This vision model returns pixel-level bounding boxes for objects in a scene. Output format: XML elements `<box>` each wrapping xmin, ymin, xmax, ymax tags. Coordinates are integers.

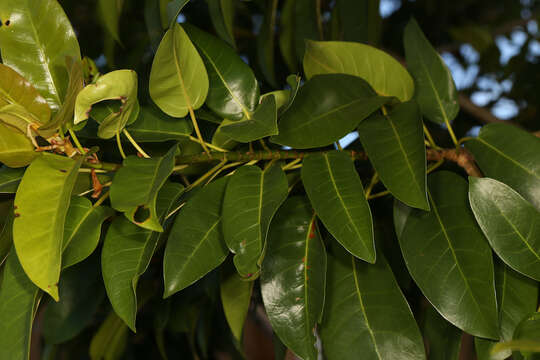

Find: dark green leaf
<box><xmin>257</xmin><ymin>0</ymin><xmax>279</xmax><ymax>87</ymax></box>
<box><xmin>301</xmin><ymin>151</ymin><xmax>374</xmax><ymax>262</ymax></box>
<box><xmin>358</xmin><ymin>101</ymin><xmax>429</xmax><ymax>210</ymax></box>
<box><xmin>294</xmin><ymin>0</ymin><xmax>321</xmax><ymax>62</ymax></box>
<box><xmin>423</xmin><ymin>305</ymin><xmax>462</xmax><ymax>360</ymax></box>
<box><xmin>163</xmin><ymin>177</ymin><xmax>229</xmax><ymax>297</ymax></box>
<box><xmin>399</xmin><ymin>171</ymin><xmax>499</xmax><ymax>339</ymax></box>
<box><xmin>110</xmin><ymin>145</ymin><xmax>177</xmax><ymax>232</ymax></box>
<box><xmin>271</xmin><ymin>74</ymin><xmax>390</xmax><ymax>149</ymax></box>
<box><xmin>510</xmin><ymin>313</ymin><xmax>540</xmax><ymax>358</ymax></box>
<box><xmin>261</xmin><ymin>197</ymin><xmax>327</xmax><ymax>360</ymax></box>
<box><xmin>183</xmin><ymin>24</ymin><xmax>259</xmax><ymax>120</ymax></box>
<box><xmin>126</xmin><ymin>106</ymin><xmax>192</xmax><ymax>142</ymax></box>
<box><xmin>89</xmin><ymin>311</ymin><xmax>129</xmax><ymax>360</ymax></box>
<box><xmin>207</xmin><ymin>0</ymin><xmax>236</xmax><ymax>48</ymax></box>
<box><xmin>469</xmin><ymin>177</ymin><xmax>540</xmax><ymax>281</ymax></box>
<box><xmin>279</xmin><ymin>0</ymin><xmax>298</xmax><ymax>73</ymax></box>
<box><xmin>336</xmin><ymin>0</ymin><xmax>381</xmax><ymax>44</ymax></box>
<box><xmin>320</xmin><ymin>250</ymin><xmax>425</xmax><ymax>360</ymax></box>
<box><xmin>0</xmin><ymin>205</ymin><xmax>13</xmax><ymax>266</ymax></box>
<box><xmin>466</xmin><ymin>123</ymin><xmax>540</xmax><ymax>210</ymax></box>
<box><xmin>393</xmin><ymin>200</ymin><xmax>412</xmax><ymax>240</ymax></box>
<box><xmin>98</xmin><ymin>0</ymin><xmax>123</xmax><ymax>43</ymax></box>
<box><xmin>404</xmin><ymin>18</ymin><xmax>459</xmax><ymax>125</ymax></box>
<box><xmin>0</xmin><ymin>167</ymin><xmax>25</xmax><ymax>193</ymax></box>
<box><xmin>167</xmin><ymin>0</ymin><xmax>191</xmax><ymax>26</ymax></box>
<box><xmin>223</xmin><ymin>164</ymin><xmax>288</xmax><ymax>279</ymax></box>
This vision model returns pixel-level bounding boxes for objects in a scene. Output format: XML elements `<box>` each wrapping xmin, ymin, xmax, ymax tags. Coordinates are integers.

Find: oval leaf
<box><xmin>0</xmin><ymin>123</ymin><xmax>38</xmax><ymax>168</ymax></box>
<box><xmin>261</xmin><ymin>197</ymin><xmax>327</xmax><ymax>360</ymax></box>
<box><xmin>399</xmin><ymin>171</ymin><xmax>499</xmax><ymax>339</ymax></box>
<box><xmin>223</xmin><ymin>164</ymin><xmax>288</xmax><ymax>279</ymax></box>
<box><xmin>301</xmin><ymin>151</ymin><xmax>375</xmax><ymax>262</ymax></box>
<box><xmin>271</xmin><ymin>74</ymin><xmax>391</xmax><ymax>149</ymax></box>
<box><xmin>303</xmin><ymin>40</ymin><xmax>414</xmax><ymax>101</ymax></box>
<box><xmin>358</xmin><ymin>101</ymin><xmax>429</xmax><ymax>210</ymax></box>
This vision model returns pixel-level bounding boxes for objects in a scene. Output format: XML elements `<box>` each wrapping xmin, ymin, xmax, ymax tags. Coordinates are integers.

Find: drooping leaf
<box><xmin>0</xmin><ymin>251</ymin><xmax>42</xmax><ymax>360</ymax></box>
<box><xmin>149</xmin><ymin>23</ymin><xmax>209</xmax><ymax>118</ymax></box>
<box><xmin>261</xmin><ymin>197</ymin><xmax>327</xmax><ymax>360</ymax></box>
<box><xmin>0</xmin><ymin>0</ymin><xmax>81</xmax><ymax>112</ymax></box>
<box><xmin>163</xmin><ymin>177</ymin><xmax>229</xmax><ymax>297</ymax></box>
<box><xmin>320</xmin><ymin>250</ymin><xmax>426</xmax><ymax>360</ymax></box>
<box><xmin>303</xmin><ymin>40</ymin><xmax>414</xmax><ymax>101</ymax></box>
<box><xmin>220</xmin><ymin>95</ymin><xmax>278</xmax><ymax>143</ymax></box>
<box><xmin>271</xmin><ymin>74</ymin><xmax>390</xmax><ymax>149</ymax></box>
<box><xmin>110</xmin><ymin>145</ymin><xmax>177</xmax><ymax>232</ymax></box>
<box><xmin>42</xmin><ymin>255</ymin><xmax>106</xmax><ymax>344</ymax></box>
<box><xmin>469</xmin><ymin>177</ymin><xmax>540</xmax><ymax>281</ymax></box>
<box><xmin>74</xmin><ymin>70</ymin><xmax>139</xmax><ymax>139</ymax></box>
<box><xmin>62</xmin><ymin>197</ymin><xmax>114</xmax><ymax>269</ymax></box>
<box><xmin>13</xmin><ymin>153</ymin><xmax>83</xmax><ymax>300</ymax></box>
<box><xmin>183</xmin><ymin>24</ymin><xmax>259</xmax><ymax>120</ymax></box>
<box><xmin>466</xmin><ymin>123</ymin><xmax>540</xmax><ymax>210</ymax></box>
<box><xmin>257</xmin><ymin>0</ymin><xmax>279</xmax><ymax>87</ymax></box>
<box><xmin>89</xmin><ymin>311</ymin><xmax>129</xmax><ymax>360</ymax></box>
<box><xmin>301</xmin><ymin>151</ymin><xmax>374</xmax><ymax>262</ymax></box>
<box><xmin>222</xmin><ymin>164</ymin><xmax>288</xmax><ymax>279</ymax></box>
<box><xmin>0</xmin><ymin>124</ymin><xmax>37</xmax><ymax>168</ymax></box>
<box><xmin>404</xmin><ymin>18</ymin><xmax>459</xmax><ymax>125</ymax></box>
<box><xmin>126</xmin><ymin>106</ymin><xmax>192</xmax><ymax>142</ymax></box>
<box><xmin>423</xmin><ymin>305</ymin><xmax>462</xmax><ymax>360</ymax></box>
<box><xmin>220</xmin><ymin>261</ymin><xmax>254</xmax><ymax>341</ymax></box>
<box><xmin>279</xmin><ymin>0</ymin><xmax>298</xmax><ymax>73</ymax></box>
<box><xmin>207</xmin><ymin>0</ymin><xmax>236</xmax><ymax>48</ymax></box>
<box><xmin>103</xmin><ymin>183</ymin><xmax>184</xmax><ymax>331</ymax></box>
<box><xmin>0</xmin><ymin>167</ymin><xmax>25</xmax><ymax>193</ymax></box>
<box><xmin>399</xmin><ymin>171</ymin><xmax>499</xmax><ymax>339</ymax></box>
<box><xmin>358</xmin><ymin>101</ymin><xmax>429</xmax><ymax>210</ymax></box>
<box><xmin>0</xmin><ymin>64</ymin><xmax>50</xmax><ymax>125</ymax></box>
<box><xmin>98</xmin><ymin>0</ymin><xmax>123</xmax><ymax>43</ymax></box>
<box><xmin>336</xmin><ymin>0</ymin><xmax>381</xmax><ymax>44</ymax></box>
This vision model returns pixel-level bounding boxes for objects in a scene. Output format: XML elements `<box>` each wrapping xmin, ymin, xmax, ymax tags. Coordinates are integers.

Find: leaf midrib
<box><xmin>475</xmin><ymin>138</ymin><xmax>539</xmax><ymax>179</ymax></box>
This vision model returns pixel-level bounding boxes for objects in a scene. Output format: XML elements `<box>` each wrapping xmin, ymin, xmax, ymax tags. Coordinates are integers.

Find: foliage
<box><xmin>0</xmin><ymin>0</ymin><xmax>539</xmax><ymax>359</ymax></box>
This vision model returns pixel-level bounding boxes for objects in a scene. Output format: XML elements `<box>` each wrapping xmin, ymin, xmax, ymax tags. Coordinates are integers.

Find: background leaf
<box><xmin>257</xmin><ymin>0</ymin><xmax>279</xmax><ymax>87</ymax></box>
<box><xmin>0</xmin><ymin>166</ymin><xmax>25</xmax><ymax>193</ymax></box>
<box><xmin>207</xmin><ymin>0</ymin><xmax>236</xmax><ymax>48</ymax></box>
<box><xmin>423</xmin><ymin>305</ymin><xmax>462</xmax><ymax>360</ymax></box>
<box><xmin>89</xmin><ymin>311</ymin><xmax>129</xmax><ymax>360</ymax></box>
<box><xmin>126</xmin><ymin>106</ymin><xmax>192</xmax><ymax>142</ymax></box>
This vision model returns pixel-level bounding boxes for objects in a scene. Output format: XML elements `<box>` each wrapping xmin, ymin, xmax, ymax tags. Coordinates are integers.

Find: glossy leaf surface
<box><xmin>466</xmin><ymin>123</ymin><xmax>540</xmax><ymax>210</ymax></box>
<box><xmin>184</xmin><ymin>24</ymin><xmax>259</xmax><ymax>120</ymax></box>
<box><xmin>220</xmin><ymin>262</ymin><xmax>254</xmax><ymax>341</ymax></box>
<box><xmin>149</xmin><ymin>23</ymin><xmax>209</xmax><ymax>118</ymax></box>
<box><xmin>301</xmin><ymin>151</ymin><xmax>374</xmax><ymax>262</ymax></box>
<box><xmin>320</xmin><ymin>251</ymin><xmax>425</xmax><ymax>360</ymax></box>
<box><xmin>271</xmin><ymin>74</ymin><xmax>390</xmax><ymax>149</ymax></box>
<box><xmin>303</xmin><ymin>41</ymin><xmax>414</xmax><ymax>101</ymax></box>
<box><xmin>0</xmin><ymin>0</ymin><xmax>81</xmax><ymax>111</ymax></box>
<box><xmin>13</xmin><ymin>153</ymin><xmax>82</xmax><ymax>300</ymax></box>
<box><xmin>358</xmin><ymin>101</ymin><xmax>429</xmax><ymax>210</ymax></box>
<box><xmin>110</xmin><ymin>145</ymin><xmax>177</xmax><ymax>232</ymax></box>
<box><xmin>399</xmin><ymin>171</ymin><xmax>498</xmax><ymax>339</ymax></box>
<box><xmin>223</xmin><ymin>164</ymin><xmax>288</xmax><ymax>279</ymax></box>
<box><xmin>163</xmin><ymin>177</ymin><xmax>229</xmax><ymax>297</ymax></box>
<box><xmin>126</xmin><ymin>106</ymin><xmax>192</xmax><ymax>142</ymax></box>
<box><xmin>103</xmin><ymin>183</ymin><xmax>184</xmax><ymax>331</ymax></box>
<box><xmin>261</xmin><ymin>197</ymin><xmax>327</xmax><ymax>360</ymax></box>
<box><xmin>404</xmin><ymin>18</ymin><xmax>459</xmax><ymax>125</ymax></box>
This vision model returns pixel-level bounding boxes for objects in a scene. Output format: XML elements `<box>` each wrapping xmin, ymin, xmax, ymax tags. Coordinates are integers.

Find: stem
<box><xmin>427</xmin><ymin>158</ymin><xmax>445</xmax><ymax>174</ymax></box>
<box><xmin>188</xmin><ymin>107</ymin><xmax>210</xmax><ymax>154</ymax></box>
<box><xmin>93</xmin><ymin>190</ymin><xmax>110</xmax><ymax>208</ymax></box>
<box><xmin>116</xmin><ymin>132</ymin><xmax>126</xmax><ymax>159</ymax></box>
<box><xmin>206</xmin><ymin>161</ymin><xmax>244</xmax><ymax>185</ymax></box>
<box><xmin>122</xmin><ymin>129</ymin><xmax>150</xmax><ymax>158</ymax></box>
<box><xmin>444</xmin><ymin>117</ymin><xmax>459</xmax><ymax>148</ymax></box>
<box><xmin>186</xmin><ymin>159</ymin><xmax>228</xmax><ymax>191</ymax></box>
<box><xmin>68</xmin><ymin>128</ymin><xmax>86</xmax><ymax>154</ymax></box>
<box><xmin>458</xmin><ymin>136</ymin><xmax>475</xmax><ymax>145</ymax></box>
<box><xmin>188</xmin><ymin>136</ymin><xmax>227</xmax><ymax>152</ymax></box>
<box><xmin>282</xmin><ymin>158</ymin><xmax>302</xmax><ymax>170</ymax></box>
<box><xmin>259</xmin><ymin>139</ymin><xmax>271</xmax><ymax>152</ymax></box>
<box><xmin>364</xmin><ymin>172</ymin><xmax>379</xmax><ymax>199</ymax></box>
<box><xmin>172</xmin><ymin>165</ymin><xmax>189</xmax><ymax>172</ymax></box>
<box><xmin>423</xmin><ymin>124</ymin><xmax>439</xmax><ymax>149</ymax></box>
<box><xmin>368</xmin><ymin>190</ymin><xmax>390</xmax><ymax>200</ymax></box>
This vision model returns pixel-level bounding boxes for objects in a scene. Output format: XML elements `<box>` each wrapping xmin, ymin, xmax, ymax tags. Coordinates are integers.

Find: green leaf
<box><xmin>336</xmin><ymin>0</ymin><xmax>381</xmax><ymax>44</ymax></box>
<box><xmin>469</xmin><ymin>177</ymin><xmax>540</xmax><ymax>281</ymax></box>
<box><xmin>223</xmin><ymin>164</ymin><xmax>288</xmax><ymax>279</ymax></box>
<box><xmin>0</xmin><ymin>205</ymin><xmax>14</xmax><ymax>266</ymax></box>
<box><xmin>423</xmin><ymin>305</ymin><xmax>462</xmax><ymax>360</ymax></box>
<box><xmin>207</xmin><ymin>0</ymin><xmax>236</xmax><ymax>48</ymax></box>
<box><xmin>466</xmin><ymin>123</ymin><xmax>540</xmax><ymax>210</ymax></box>
<box><xmin>404</xmin><ymin>19</ymin><xmax>459</xmax><ymax>125</ymax></box>
<box><xmin>110</xmin><ymin>145</ymin><xmax>177</xmax><ymax>232</ymax></box>
<box><xmin>163</xmin><ymin>177</ymin><xmax>229</xmax><ymax>297</ymax></box>
<box><xmin>212</xmin><ymin>119</ymin><xmax>239</xmax><ymax>150</ymax></box>
<box><xmin>62</xmin><ymin>197</ymin><xmax>114</xmax><ymax>269</ymax></box>
<box><xmin>42</xmin><ymin>255</ymin><xmax>106</xmax><ymax>344</ymax></box>
<box><xmin>293</xmin><ymin>0</ymin><xmax>321</xmax><ymax>62</ymax></box>
<box><xmin>0</xmin><ymin>251</ymin><xmax>42</xmax><ymax>360</ymax></box>
<box><xmin>89</xmin><ymin>311</ymin><xmax>129</xmax><ymax>360</ymax></box>
<box><xmin>220</xmin><ymin>261</ymin><xmax>254</xmax><ymax>341</ymax></box>
<box><xmin>261</xmin><ymin>197</ymin><xmax>327</xmax><ymax>360</ymax></box>
<box><xmin>103</xmin><ymin>182</ymin><xmax>184</xmax><ymax>331</ymax></box>
<box><xmin>0</xmin><ymin>167</ymin><xmax>25</xmax><ymax>193</ymax></box>
<box><xmin>303</xmin><ymin>40</ymin><xmax>414</xmax><ymax>102</ymax></box>
<box><xmin>149</xmin><ymin>23</ymin><xmax>209</xmax><ymax>118</ymax></box>
<box><xmin>0</xmin><ymin>0</ymin><xmax>81</xmax><ymax>112</ymax></box>
<box><xmin>98</xmin><ymin>0</ymin><xmax>123</xmax><ymax>43</ymax></box>
<box><xmin>166</xmin><ymin>0</ymin><xmax>191</xmax><ymax>26</ymax></box>
<box><xmin>0</xmin><ymin>63</ymin><xmax>51</xmax><ymax>125</ymax></box>
<box><xmin>320</xmin><ymin>250</ymin><xmax>425</xmax><ymax>360</ymax></box>
<box><xmin>399</xmin><ymin>171</ymin><xmax>499</xmax><ymax>339</ymax></box>
<box><xmin>510</xmin><ymin>313</ymin><xmax>540</xmax><ymax>358</ymax></box>
<box><xmin>278</xmin><ymin>0</ymin><xmax>298</xmax><ymax>73</ymax></box>
<box><xmin>358</xmin><ymin>101</ymin><xmax>429</xmax><ymax>210</ymax></box>
<box><xmin>393</xmin><ymin>200</ymin><xmax>412</xmax><ymax>240</ymax></box>
<box><xmin>126</xmin><ymin>106</ymin><xmax>192</xmax><ymax>142</ymax></box>
<box><xmin>74</xmin><ymin>70</ymin><xmax>139</xmax><ymax>139</ymax></box>
<box><xmin>183</xmin><ymin>24</ymin><xmax>259</xmax><ymax>120</ymax></box>
<box><xmin>301</xmin><ymin>151</ymin><xmax>374</xmax><ymax>262</ymax></box>
<box><xmin>0</xmin><ymin>123</ymin><xmax>37</xmax><ymax>168</ymax></box>
<box><xmin>13</xmin><ymin>153</ymin><xmax>83</xmax><ymax>300</ymax></box>
<box><xmin>257</xmin><ymin>0</ymin><xmax>279</xmax><ymax>87</ymax></box>
<box><xmin>220</xmin><ymin>95</ymin><xmax>278</xmax><ymax>143</ymax></box>
<box><xmin>271</xmin><ymin>74</ymin><xmax>390</xmax><ymax>149</ymax></box>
